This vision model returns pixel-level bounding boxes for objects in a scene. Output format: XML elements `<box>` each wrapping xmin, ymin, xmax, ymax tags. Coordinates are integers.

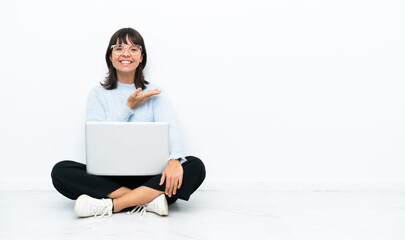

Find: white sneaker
<box><xmin>127</xmin><ymin>194</ymin><xmax>168</xmax><ymax>217</ymax></box>
<box><xmin>146</xmin><ymin>194</ymin><xmax>168</xmax><ymax>216</ymax></box>
<box><xmin>74</xmin><ymin>194</ymin><xmax>113</xmax><ymax>218</ymax></box>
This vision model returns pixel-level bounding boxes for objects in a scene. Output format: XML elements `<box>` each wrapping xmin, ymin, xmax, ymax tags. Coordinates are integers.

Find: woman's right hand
<box><xmin>127</xmin><ymin>88</ymin><xmax>161</xmax><ymax>109</ymax></box>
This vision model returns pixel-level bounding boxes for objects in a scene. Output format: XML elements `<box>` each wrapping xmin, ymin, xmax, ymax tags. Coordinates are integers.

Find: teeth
<box><xmin>121</xmin><ymin>61</ymin><xmax>131</xmax><ymax>64</ymax></box>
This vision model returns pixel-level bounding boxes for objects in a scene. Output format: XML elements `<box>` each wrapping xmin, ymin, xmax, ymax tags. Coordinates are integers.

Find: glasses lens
<box><xmin>112</xmin><ymin>45</ymin><xmax>124</xmax><ymax>55</ymax></box>
<box><xmin>112</xmin><ymin>45</ymin><xmax>141</xmax><ymax>55</ymax></box>
<box><xmin>129</xmin><ymin>45</ymin><xmax>141</xmax><ymax>55</ymax></box>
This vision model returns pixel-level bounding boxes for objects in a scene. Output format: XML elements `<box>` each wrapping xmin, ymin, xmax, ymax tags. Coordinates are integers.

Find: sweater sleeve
<box><xmin>86</xmin><ymin>87</ymin><xmax>134</xmax><ymax>122</ymax></box>
<box><xmin>152</xmin><ymin>90</ymin><xmax>186</xmax><ymax>164</ymax></box>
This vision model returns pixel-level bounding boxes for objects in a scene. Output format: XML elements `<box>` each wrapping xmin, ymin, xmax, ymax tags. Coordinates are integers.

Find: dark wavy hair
<box><xmin>101</xmin><ymin>28</ymin><xmax>149</xmax><ymax>90</ymax></box>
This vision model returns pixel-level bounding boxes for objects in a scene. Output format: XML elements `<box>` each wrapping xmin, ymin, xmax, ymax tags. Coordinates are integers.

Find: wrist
<box><xmin>168</xmin><ymin>159</ymin><xmax>180</xmax><ymax>165</ymax></box>
<box><xmin>126</xmin><ymin>102</ymin><xmax>133</xmax><ymax>110</ymax></box>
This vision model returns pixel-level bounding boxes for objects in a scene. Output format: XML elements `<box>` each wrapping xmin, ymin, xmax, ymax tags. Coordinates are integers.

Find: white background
<box><xmin>0</xmin><ymin>0</ymin><xmax>404</xmax><ymax>187</ymax></box>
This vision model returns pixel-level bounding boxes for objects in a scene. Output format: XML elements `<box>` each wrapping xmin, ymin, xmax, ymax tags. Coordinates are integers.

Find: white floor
<box><xmin>0</xmin><ymin>183</ymin><xmax>404</xmax><ymax>240</ymax></box>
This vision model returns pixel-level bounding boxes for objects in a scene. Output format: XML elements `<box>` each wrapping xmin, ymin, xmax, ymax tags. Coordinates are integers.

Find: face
<box><xmin>109</xmin><ymin>35</ymin><xmax>143</xmax><ymax>75</ymax></box>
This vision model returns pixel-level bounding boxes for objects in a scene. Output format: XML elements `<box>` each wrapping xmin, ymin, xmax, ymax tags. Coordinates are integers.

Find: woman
<box><xmin>51</xmin><ymin>27</ymin><xmax>206</xmax><ymax>218</ymax></box>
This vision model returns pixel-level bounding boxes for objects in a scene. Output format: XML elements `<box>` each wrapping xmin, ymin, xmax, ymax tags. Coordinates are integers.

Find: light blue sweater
<box><xmin>86</xmin><ymin>81</ymin><xmax>186</xmax><ymax>164</ymax></box>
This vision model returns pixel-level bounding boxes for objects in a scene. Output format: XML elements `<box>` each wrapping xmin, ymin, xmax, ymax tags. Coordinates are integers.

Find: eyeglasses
<box><xmin>111</xmin><ymin>44</ymin><xmax>142</xmax><ymax>56</ymax></box>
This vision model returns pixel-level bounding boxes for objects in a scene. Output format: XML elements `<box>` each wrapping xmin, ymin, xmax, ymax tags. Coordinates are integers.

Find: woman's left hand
<box><xmin>159</xmin><ymin>159</ymin><xmax>183</xmax><ymax>197</ymax></box>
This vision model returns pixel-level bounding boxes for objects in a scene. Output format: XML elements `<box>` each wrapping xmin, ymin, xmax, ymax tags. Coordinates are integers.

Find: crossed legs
<box><xmin>107</xmin><ymin>186</ymin><xmax>164</xmax><ymax>213</ymax></box>
<box><xmin>51</xmin><ymin>156</ymin><xmax>206</xmax><ymax>215</ymax></box>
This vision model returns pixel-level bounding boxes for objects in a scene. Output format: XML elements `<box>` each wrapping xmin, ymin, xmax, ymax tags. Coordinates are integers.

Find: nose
<box><xmin>122</xmin><ymin>47</ymin><xmax>130</xmax><ymax>56</ymax></box>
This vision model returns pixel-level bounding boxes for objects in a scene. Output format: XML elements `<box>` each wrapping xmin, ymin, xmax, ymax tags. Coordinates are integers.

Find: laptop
<box><xmin>85</xmin><ymin>122</ymin><xmax>169</xmax><ymax>176</ymax></box>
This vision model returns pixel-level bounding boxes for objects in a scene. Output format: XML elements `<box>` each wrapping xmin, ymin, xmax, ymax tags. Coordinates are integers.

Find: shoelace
<box><xmin>127</xmin><ymin>205</ymin><xmax>147</xmax><ymax>217</ymax></box>
<box><xmin>93</xmin><ymin>199</ymin><xmax>113</xmax><ymax>218</ymax></box>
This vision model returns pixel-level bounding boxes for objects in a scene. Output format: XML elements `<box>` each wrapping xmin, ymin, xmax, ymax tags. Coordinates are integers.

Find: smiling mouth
<box><xmin>120</xmin><ymin>60</ymin><xmax>132</xmax><ymax>64</ymax></box>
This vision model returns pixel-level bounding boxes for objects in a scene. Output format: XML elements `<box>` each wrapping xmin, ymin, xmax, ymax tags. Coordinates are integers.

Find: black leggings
<box><xmin>51</xmin><ymin>156</ymin><xmax>206</xmax><ymax>205</ymax></box>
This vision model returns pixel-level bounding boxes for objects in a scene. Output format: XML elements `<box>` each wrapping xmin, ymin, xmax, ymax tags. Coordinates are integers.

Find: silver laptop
<box><xmin>85</xmin><ymin>122</ymin><xmax>169</xmax><ymax>176</ymax></box>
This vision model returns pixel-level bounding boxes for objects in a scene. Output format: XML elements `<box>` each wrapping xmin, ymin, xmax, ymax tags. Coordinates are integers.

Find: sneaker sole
<box><xmin>74</xmin><ymin>194</ymin><xmax>89</xmax><ymax>217</ymax></box>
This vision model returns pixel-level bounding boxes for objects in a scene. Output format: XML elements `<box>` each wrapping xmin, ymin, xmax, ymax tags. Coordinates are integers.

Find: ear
<box><xmin>140</xmin><ymin>54</ymin><xmax>143</xmax><ymax>63</ymax></box>
<box><xmin>109</xmin><ymin>55</ymin><xmax>112</xmax><ymax>62</ymax></box>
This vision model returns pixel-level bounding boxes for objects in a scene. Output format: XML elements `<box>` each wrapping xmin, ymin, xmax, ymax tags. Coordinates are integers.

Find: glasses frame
<box><xmin>111</xmin><ymin>44</ymin><xmax>143</xmax><ymax>56</ymax></box>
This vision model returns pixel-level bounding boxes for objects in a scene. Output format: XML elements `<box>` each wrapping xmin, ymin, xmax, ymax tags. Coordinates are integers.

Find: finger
<box><xmin>178</xmin><ymin>175</ymin><xmax>183</xmax><ymax>189</ymax></box>
<box><xmin>135</xmin><ymin>88</ymin><xmax>142</xmax><ymax>95</ymax></box>
<box><xmin>130</xmin><ymin>88</ymin><xmax>142</xmax><ymax>99</ymax></box>
<box><xmin>159</xmin><ymin>174</ymin><xmax>166</xmax><ymax>186</ymax></box>
<box><xmin>137</xmin><ymin>91</ymin><xmax>157</xmax><ymax>101</ymax></box>
<box><xmin>168</xmin><ymin>178</ymin><xmax>175</xmax><ymax>197</ymax></box>
<box><xmin>145</xmin><ymin>89</ymin><xmax>161</xmax><ymax>97</ymax></box>
<box><xmin>165</xmin><ymin>177</ymin><xmax>171</xmax><ymax>196</ymax></box>
<box><xmin>172</xmin><ymin>178</ymin><xmax>179</xmax><ymax>195</ymax></box>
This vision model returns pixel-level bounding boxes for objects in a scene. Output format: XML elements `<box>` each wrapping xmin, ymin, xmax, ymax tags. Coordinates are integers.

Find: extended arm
<box><xmin>86</xmin><ymin>87</ymin><xmax>160</xmax><ymax>122</ymax></box>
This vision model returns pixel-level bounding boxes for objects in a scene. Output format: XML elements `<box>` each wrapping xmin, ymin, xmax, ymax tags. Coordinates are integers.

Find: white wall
<box><xmin>0</xmin><ymin>0</ymin><xmax>404</xmax><ymax>186</ymax></box>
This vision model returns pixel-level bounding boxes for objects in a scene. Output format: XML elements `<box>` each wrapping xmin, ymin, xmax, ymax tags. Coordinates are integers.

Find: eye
<box><xmin>115</xmin><ymin>47</ymin><xmax>123</xmax><ymax>51</ymax></box>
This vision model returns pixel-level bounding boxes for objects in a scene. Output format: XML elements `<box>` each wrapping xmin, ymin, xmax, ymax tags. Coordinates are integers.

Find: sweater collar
<box><xmin>117</xmin><ymin>81</ymin><xmax>136</xmax><ymax>90</ymax></box>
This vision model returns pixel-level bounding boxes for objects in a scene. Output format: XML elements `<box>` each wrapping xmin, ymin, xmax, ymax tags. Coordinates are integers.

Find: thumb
<box><xmin>134</xmin><ymin>88</ymin><xmax>142</xmax><ymax>95</ymax></box>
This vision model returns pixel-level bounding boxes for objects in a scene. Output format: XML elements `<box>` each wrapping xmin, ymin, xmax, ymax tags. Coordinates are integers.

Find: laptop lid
<box><xmin>85</xmin><ymin>122</ymin><xmax>169</xmax><ymax>176</ymax></box>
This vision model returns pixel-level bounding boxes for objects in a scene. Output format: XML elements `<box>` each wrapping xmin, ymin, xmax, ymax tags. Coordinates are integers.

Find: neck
<box><xmin>117</xmin><ymin>71</ymin><xmax>135</xmax><ymax>84</ymax></box>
